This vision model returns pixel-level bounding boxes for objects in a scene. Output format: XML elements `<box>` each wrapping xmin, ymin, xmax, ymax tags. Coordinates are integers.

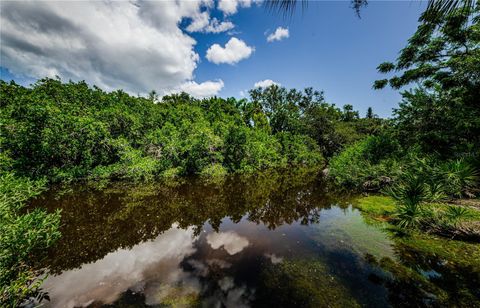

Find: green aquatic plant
<box><xmin>367</xmin><ymin>232</ymin><xmax>480</xmax><ymax>306</ymax></box>
<box><xmin>354</xmin><ymin>194</ymin><xmax>480</xmax><ymax>240</ymax></box>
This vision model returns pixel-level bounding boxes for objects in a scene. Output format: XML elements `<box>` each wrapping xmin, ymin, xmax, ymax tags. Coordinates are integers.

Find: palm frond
<box><xmin>265</xmin><ymin>0</ymin><xmax>476</xmax><ymax>20</ymax></box>
<box><xmin>264</xmin><ymin>0</ymin><xmax>368</xmax><ymax>18</ymax></box>
<box><xmin>423</xmin><ymin>0</ymin><xmax>476</xmax><ymax>22</ymax></box>
<box><xmin>264</xmin><ymin>0</ymin><xmax>305</xmax><ymax>17</ymax></box>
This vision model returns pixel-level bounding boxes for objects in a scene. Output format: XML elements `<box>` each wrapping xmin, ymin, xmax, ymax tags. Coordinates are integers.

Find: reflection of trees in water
<box><xmin>34</xmin><ymin>169</ymin><xmax>347</xmax><ymax>273</ymax></box>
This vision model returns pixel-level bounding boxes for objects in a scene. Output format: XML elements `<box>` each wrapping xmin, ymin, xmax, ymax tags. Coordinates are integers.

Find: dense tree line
<box><xmin>0</xmin><ymin>79</ymin><xmax>383</xmax><ymax>183</ymax></box>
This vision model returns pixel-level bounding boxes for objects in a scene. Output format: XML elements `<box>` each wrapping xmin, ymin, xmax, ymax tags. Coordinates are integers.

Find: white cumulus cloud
<box><xmin>254</xmin><ymin>79</ymin><xmax>280</xmax><ymax>88</ymax></box>
<box><xmin>174</xmin><ymin>79</ymin><xmax>224</xmax><ymax>98</ymax></box>
<box><xmin>0</xmin><ymin>0</ymin><xmax>231</xmax><ymax>94</ymax></box>
<box><xmin>218</xmin><ymin>0</ymin><xmax>253</xmax><ymax>15</ymax></box>
<box><xmin>204</xmin><ymin>18</ymin><xmax>235</xmax><ymax>33</ymax></box>
<box><xmin>185</xmin><ymin>12</ymin><xmax>235</xmax><ymax>33</ymax></box>
<box><xmin>206</xmin><ymin>37</ymin><xmax>254</xmax><ymax>65</ymax></box>
<box><xmin>267</xmin><ymin>27</ymin><xmax>289</xmax><ymax>42</ymax></box>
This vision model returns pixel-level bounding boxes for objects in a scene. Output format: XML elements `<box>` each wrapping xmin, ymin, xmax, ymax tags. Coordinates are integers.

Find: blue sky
<box><xmin>190</xmin><ymin>1</ymin><xmax>427</xmax><ymax>117</ymax></box>
<box><xmin>0</xmin><ymin>1</ymin><xmax>428</xmax><ymax>117</ymax></box>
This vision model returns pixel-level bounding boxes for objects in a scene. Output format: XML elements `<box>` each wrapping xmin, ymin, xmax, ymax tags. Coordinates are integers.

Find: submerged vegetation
<box><xmin>256</xmin><ymin>259</ymin><xmax>361</xmax><ymax>307</ymax></box>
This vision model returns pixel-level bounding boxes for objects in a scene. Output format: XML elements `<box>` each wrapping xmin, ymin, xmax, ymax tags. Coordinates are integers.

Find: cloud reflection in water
<box><xmin>43</xmin><ymin>224</ymin><xmax>198</xmax><ymax>307</ymax></box>
<box><xmin>43</xmin><ymin>225</ymin><xmax>257</xmax><ymax>308</ymax></box>
<box><xmin>206</xmin><ymin>231</ymin><xmax>250</xmax><ymax>255</ymax></box>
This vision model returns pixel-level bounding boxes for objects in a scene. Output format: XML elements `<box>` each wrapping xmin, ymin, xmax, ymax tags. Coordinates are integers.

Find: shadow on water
<box><xmin>30</xmin><ymin>169</ymin><xmax>480</xmax><ymax>307</ymax></box>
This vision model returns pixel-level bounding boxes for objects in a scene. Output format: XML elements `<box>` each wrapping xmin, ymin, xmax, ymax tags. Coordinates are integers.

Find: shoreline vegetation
<box><xmin>1</xmin><ymin>3</ymin><xmax>479</xmax><ymax>307</ymax></box>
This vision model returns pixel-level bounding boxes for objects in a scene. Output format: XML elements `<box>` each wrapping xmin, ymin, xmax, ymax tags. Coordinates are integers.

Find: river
<box><xmin>31</xmin><ymin>169</ymin><xmax>480</xmax><ymax>307</ymax></box>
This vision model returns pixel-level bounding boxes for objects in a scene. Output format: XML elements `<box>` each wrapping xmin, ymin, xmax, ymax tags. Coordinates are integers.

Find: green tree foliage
<box><xmin>265</xmin><ymin>0</ymin><xmax>368</xmax><ymax>18</ymax></box>
<box><xmin>393</xmin><ymin>87</ymin><xmax>480</xmax><ymax>158</ymax></box>
<box><xmin>377</xmin><ymin>4</ymin><xmax>480</xmax><ymax>85</ymax></box>
<box><xmin>266</xmin><ymin>0</ymin><xmax>475</xmax><ymax>22</ymax></box>
<box><xmin>373</xmin><ymin>4</ymin><xmax>480</xmax><ymax>158</ymax></box>
<box><xmin>1</xmin><ymin>79</ymin><xmax>386</xmax><ymax>182</ymax></box>
<box><xmin>374</xmin><ymin>3</ymin><xmax>480</xmax><ymax>124</ymax></box>
<box><xmin>373</xmin><ymin>4</ymin><xmax>480</xmax><ymax>157</ymax></box>
<box><xmin>375</xmin><ymin>2</ymin><xmax>479</xmax><ymax>91</ymax></box>
<box><xmin>249</xmin><ymin>85</ymin><xmax>383</xmax><ymax>158</ymax></box>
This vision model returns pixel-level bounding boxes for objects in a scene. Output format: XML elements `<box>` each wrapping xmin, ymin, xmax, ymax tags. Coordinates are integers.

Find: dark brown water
<box><xmin>32</xmin><ymin>170</ymin><xmax>480</xmax><ymax>307</ymax></box>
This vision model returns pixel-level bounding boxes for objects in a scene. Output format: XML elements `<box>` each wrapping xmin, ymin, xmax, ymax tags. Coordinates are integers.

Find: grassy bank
<box><xmin>354</xmin><ymin>195</ymin><xmax>480</xmax><ymax>241</ymax></box>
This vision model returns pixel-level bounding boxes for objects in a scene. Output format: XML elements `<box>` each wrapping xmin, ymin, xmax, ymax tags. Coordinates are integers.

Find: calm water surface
<box><xmin>32</xmin><ymin>170</ymin><xmax>480</xmax><ymax>307</ymax></box>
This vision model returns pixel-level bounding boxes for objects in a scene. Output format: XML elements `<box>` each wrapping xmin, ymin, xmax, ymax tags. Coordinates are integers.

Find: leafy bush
<box><xmin>385</xmin><ymin>171</ymin><xmax>445</xmax><ymax>229</ymax></box>
<box><xmin>330</xmin><ymin>135</ymin><xmax>480</xmax><ymax>199</ymax></box>
<box><xmin>443</xmin><ymin>206</ymin><xmax>472</xmax><ymax>226</ymax></box>
<box><xmin>160</xmin><ymin>167</ymin><xmax>183</xmax><ymax>180</ymax></box>
<box><xmin>0</xmin><ymin>173</ymin><xmax>61</xmax><ymax>306</ymax></box>
<box><xmin>360</xmin><ymin>133</ymin><xmax>400</xmax><ymax>164</ymax></box>
<box><xmin>329</xmin><ymin>137</ymin><xmax>400</xmax><ymax>190</ymax></box>
<box><xmin>199</xmin><ymin>163</ymin><xmax>228</xmax><ymax>179</ymax></box>
<box><xmin>398</xmin><ymin>156</ymin><xmax>479</xmax><ymax>200</ymax></box>
<box><xmin>239</xmin><ymin>129</ymin><xmax>284</xmax><ymax>173</ymax></box>
<box><xmin>385</xmin><ymin>171</ymin><xmax>447</xmax><ymax>206</ymax></box>
<box><xmin>275</xmin><ymin>132</ymin><xmax>324</xmax><ymax>167</ymax></box>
